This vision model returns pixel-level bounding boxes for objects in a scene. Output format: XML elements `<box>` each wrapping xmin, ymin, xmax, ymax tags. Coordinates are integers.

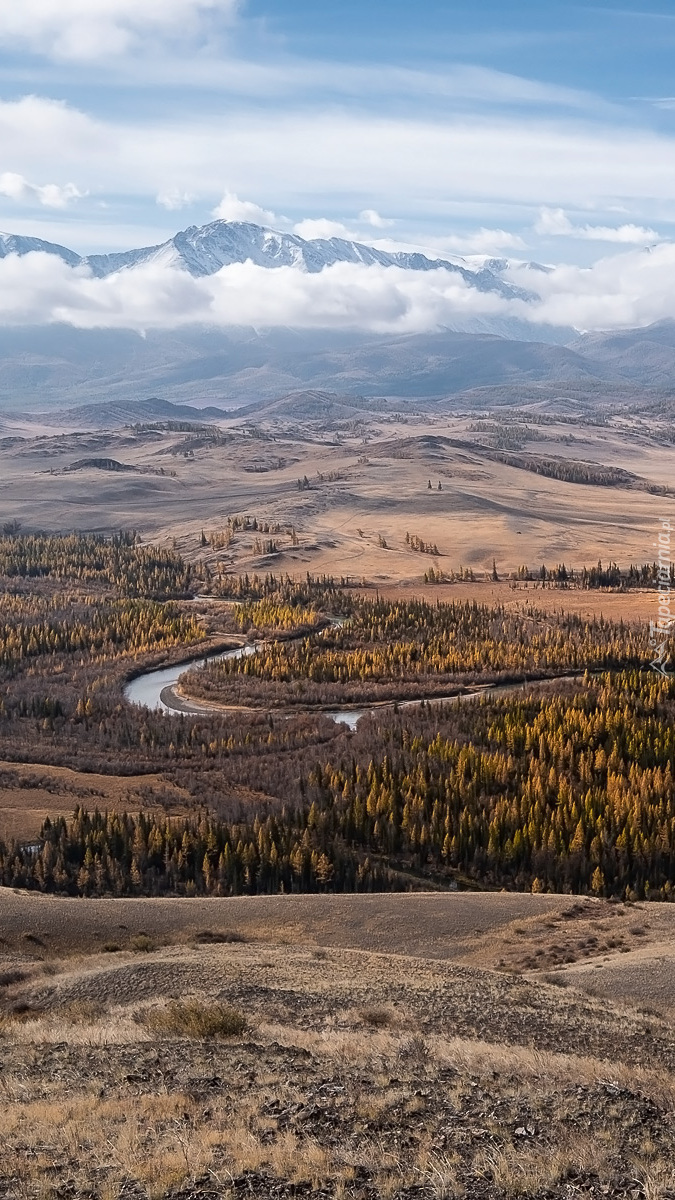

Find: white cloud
<box><xmin>292</xmin><ymin>218</ymin><xmax>352</xmax><ymax>240</ymax></box>
<box><xmin>4</xmin><ymin>241</ymin><xmax>675</xmax><ymax>337</ymax></box>
<box><xmin>0</xmin><ymin>171</ymin><xmax>85</xmax><ymax>209</ymax></box>
<box><xmin>5</xmin><ymin>96</ymin><xmax>675</xmax><ymax>240</ymax></box>
<box><xmin>535</xmin><ymin>206</ymin><xmax>658</xmax><ymax>244</ymax></box>
<box><xmin>0</xmin><ymin>254</ymin><xmax>502</xmax><ymax>332</ymax></box>
<box><xmin>212</xmin><ymin>192</ymin><xmax>280</xmax><ymax>226</ymax></box>
<box><xmin>0</xmin><ymin>0</ymin><xmax>239</xmax><ymax>60</ymax></box>
<box><xmin>432</xmin><ymin>228</ymin><xmax>527</xmax><ymax>255</ymax></box>
<box><xmin>156</xmin><ymin>188</ymin><xmax>196</xmax><ymax>211</ymax></box>
<box><xmin>504</xmin><ymin>243</ymin><xmax>675</xmax><ymax>331</ymax></box>
<box><xmin>359</xmin><ymin>209</ymin><xmax>394</xmax><ymax>229</ymax></box>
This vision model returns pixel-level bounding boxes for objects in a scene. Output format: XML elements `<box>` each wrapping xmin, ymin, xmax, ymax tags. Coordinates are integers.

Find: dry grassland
<box><xmin>2</xmin><ymin>890</ymin><xmax>675</xmax><ymax>1198</ymax></box>
<box><xmin>1</xmin><ymin>401</ymin><xmax>673</xmax><ymax>1198</ymax></box>
<box><xmin>0</xmin><ymin>411</ymin><xmax>670</xmax><ymax>587</ymax></box>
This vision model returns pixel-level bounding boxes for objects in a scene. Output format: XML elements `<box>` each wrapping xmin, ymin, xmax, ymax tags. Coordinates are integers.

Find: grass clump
<box><xmin>193</xmin><ymin>929</ymin><xmax>247</xmax><ymax>945</ymax></box>
<box><xmin>0</xmin><ymin>969</ymin><xmax>27</xmax><ymax>987</ymax></box>
<box><xmin>58</xmin><ymin>999</ymin><xmax>106</xmax><ymax>1024</ymax></box>
<box><xmin>359</xmin><ymin>1007</ymin><xmax>395</xmax><ymax>1028</ymax></box>
<box><xmin>143</xmin><ymin>999</ymin><xmax>248</xmax><ymax>1040</ymax></box>
<box><xmin>130</xmin><ymin>934</ymin><xmax>156</xmax><ymax>953</ymax></box>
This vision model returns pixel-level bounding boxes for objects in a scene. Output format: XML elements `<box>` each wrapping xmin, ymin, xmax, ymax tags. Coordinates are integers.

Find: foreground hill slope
<box><xmin>2</xmin><ymin>889</ymin><xmax>675</xmax><ymax>1199</ymax></box>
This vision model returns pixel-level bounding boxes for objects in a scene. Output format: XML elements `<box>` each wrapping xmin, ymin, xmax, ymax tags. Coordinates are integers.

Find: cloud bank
<box><xmin>535</xmin><ymin>207</ymin><xmax>658</xmax><ymax>244</ymax></box>
<box><xmin>0</xmin><ymin>0</ymin><xmax>239</xmax><ymax>60</ymax></box>
<box><xmin>2</xmin><ymin>242</ymin><xmax>675</xmax><ymax>336</ymax></box>
<box><xmin>3</xmin><ymin>96</ymin><xmax>675</xmax><ymax>242</ymax></box>
<box><xmin>0</xmin><ymin>172</ymin><xmax>85</xmax><ymax>209</ymax></box>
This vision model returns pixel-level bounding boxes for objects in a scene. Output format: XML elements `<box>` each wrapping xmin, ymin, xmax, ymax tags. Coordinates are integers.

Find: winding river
<box><xmin>124</xmin><ymin>643</ymin><xmax>256</xmax><ymax>712</ymax></box>
<box><xmin>123</xmin><ymin>642</ymin><xmax>571</xmax><ymax>729</ymax></box>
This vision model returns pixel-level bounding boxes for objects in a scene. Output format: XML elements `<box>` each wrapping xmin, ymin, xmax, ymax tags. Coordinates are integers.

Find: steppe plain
<box><xmin>0</xmin><ymin>392</ymin><xmax>672</xmax><ymax>587</ymax></box>
<box><xmin>4</xmin><ymin>890</ymin><xmax>675</xmax><ymax>1198</ymax></box>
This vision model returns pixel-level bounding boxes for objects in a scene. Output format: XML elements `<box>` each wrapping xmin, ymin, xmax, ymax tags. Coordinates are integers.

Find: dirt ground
<box><xmin>352</xmin><ymin>579</ymin><xmax>660</xmax><ymax>623</ymax></box>
<box><xmin>2</xmin><ymin>887</ymin><xmax>674</xmax><ymax>1009</ymax></box>
<box><xmin>2</xmin><ymin>888</ymin><xmax>675</xmax><ymax>1199</ymax></box>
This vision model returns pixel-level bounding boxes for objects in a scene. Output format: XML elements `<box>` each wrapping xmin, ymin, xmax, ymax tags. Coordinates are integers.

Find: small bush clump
<box><xmin>143</xmin><ymin>1000</ymin><xmax>248</xmax><ymax>1040</ymax></box>
<box><xmin>0</xmin><ymin>970</ymin><xmax>27</xmax><ymax>987</ymax></box>
<box><xmin>193</xmin><ymin>929</ymin><xmax>247</xmax><ymax>945</ymax></box>
<box><xmin>130</xmin><ymin>934</ymin><xmax>156</xmax><ymax>953</ymax></box>
<box><xmin>359</xmin><ymin>1007</ymin><xmax>395</xmax><ymax>1028</ymax></box>
<box><xmin>58</xmin><ymin>999</ymin><xmax>106</xmax><ymax>1024</ymax></box>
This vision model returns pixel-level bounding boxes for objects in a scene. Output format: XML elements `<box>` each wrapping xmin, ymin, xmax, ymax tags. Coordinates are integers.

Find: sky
<box><xmin>1</xmin><ymin>0</ymin><xmax>675</xmax><ymax>333</ymax></box>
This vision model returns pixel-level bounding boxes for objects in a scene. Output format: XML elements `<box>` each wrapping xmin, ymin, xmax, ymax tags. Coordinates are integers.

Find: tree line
<box><xmin>4</xmin><ymin>671</ymin><xmax>675</xmax><ymax>900</ymax></box>
<box><xmin>0</xmin><ymin>531</ymin><xmax>192</xmax><ymax>597</ymax></box>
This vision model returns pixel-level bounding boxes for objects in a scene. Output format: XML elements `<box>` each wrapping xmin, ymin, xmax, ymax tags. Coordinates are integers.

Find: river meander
<box><xmin>123</xmin><ymin>642</ymin><xmax>577</xmax><ymax>729</ymax></box>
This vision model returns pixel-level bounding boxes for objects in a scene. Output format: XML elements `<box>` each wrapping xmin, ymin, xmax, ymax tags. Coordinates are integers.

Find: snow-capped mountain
<box><xmin>0</xmin><ymin>232</ymin><xmax>80</xmax><ymax>268</ymax></box>
<box><xmin>0</xmin><ymin>221</ymin><xmax>533</xmax><ymax>302</ymax></box>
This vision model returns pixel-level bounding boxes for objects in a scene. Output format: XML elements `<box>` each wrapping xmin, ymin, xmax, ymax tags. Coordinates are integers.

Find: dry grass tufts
<box><xmin>358</xmin><ymin>1006</ymin><xmax>396</xmax><ymax>1028</ymax></box>
<box><xmin>142</xmin><ymin>998</ymin><xmax>249</xmax><ymax>1040</ymax></box>
<box><xmin>0</xmin><ymin>969</ymin><xmax>27</xmax><ymax>988</ymax></box>
<box><xmin>56</xmin><ymin>999</ymin><xmax>107</xmax><ymax>1024</ymax></box>
<box><xmin>637</xmin><ymin>1162</ymin><xmax>675</xmax><ymax>1200</ymax></box>
<box><xmin>475</xmin><ymin>1132</ymin><xmax>606</xmax><ymax>1196</ymax></box>
<box><xmin>193</xmin><ymin>928</ymin><xmax>248</xmax><ymax>945</ymax></box>
<box><xmin>129</xmin><ymin>933</ymin><xmax>156</xmax><ymax>953</ymax></box>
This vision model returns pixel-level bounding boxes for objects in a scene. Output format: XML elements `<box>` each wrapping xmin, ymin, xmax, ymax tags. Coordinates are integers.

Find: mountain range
<box><xmin>0</xmin><ymin>321</ymin><xmax>674</xmax><ymax>417</ymax></box>
<box><xmin>0</xmin><ymin>220</ymin><xmax>674</xmax><ymax>412</ymax></box>
<box><xmin>0</xmin><ymin>221</ymin><xmax>533</xmax><ymax>303</ymax></box>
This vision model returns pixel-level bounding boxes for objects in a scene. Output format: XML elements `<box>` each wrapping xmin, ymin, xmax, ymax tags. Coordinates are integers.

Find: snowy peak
<box><xmin>89</xmin><ymin>220</ymin><xmax>534</xmax><ymax>301</ymax></box>
<box><xmin>0</xmin><ymin>220</ymin><xmax>535</xmax><ymax>302</ymax></box>
<box><xmin>122</xmin><ymin>220</ymin><xmax>534</xmax><ymax>299</ymax></box>
<box><xmin>0</xmin><ymin>231</ymin><xmax>80</xmax><ymax>268</ymax></box>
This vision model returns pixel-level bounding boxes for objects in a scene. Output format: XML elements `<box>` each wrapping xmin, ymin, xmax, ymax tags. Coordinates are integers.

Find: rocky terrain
<box><xmin>2</xmin><ymin>890</ymin><xmax>675</xmax><ymax>1199</ymax></box>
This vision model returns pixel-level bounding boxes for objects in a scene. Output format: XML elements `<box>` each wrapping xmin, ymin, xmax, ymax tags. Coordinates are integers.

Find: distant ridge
<box><xmin>1</xmin><ymin>321</ymin><xmax>675</xmax><ymax>415</ymax></box>
<box><xmin>29</xmin><ymin>396</ymin><xmax>232</xmax><ymax>430</ymax></box>
<box><xmin>235</xmin><ymin>389</ymin><xmax>394</xmax><ymax>420</ymax></box>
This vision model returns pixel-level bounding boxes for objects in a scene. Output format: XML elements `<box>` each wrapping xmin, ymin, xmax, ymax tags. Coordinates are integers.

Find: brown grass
<box><xmin>0</xmin><ymin>407</ymin><xmax>669</xmax><ymax>597</ymax></box>
<box><xmin>141</xmin><ymin>998</ymin><xmax>249</xmax><ymax>1039</ymax></box>
<box><xmin>1</xmin><ymin>895</ymin><xmax>675</xmax><ymax>1197</ymax></box>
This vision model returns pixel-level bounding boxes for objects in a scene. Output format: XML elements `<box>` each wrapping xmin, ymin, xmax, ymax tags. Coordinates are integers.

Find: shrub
<box><xmin>58</xmin><ymin>1000</ymin><xmax>106</xmax><ymax>1024</ymax></box>
<box><xmin>358</xmin><ymin>1007</ymin><xmax>394</xmax><ymax>1028</ymax></box>
<box><xmin>193</xmin><ymin>929</ymin><xmax>247</xmax><ymax>945</ymax></box>
<box><xmin>142</xmin><ymin>1000</ymin><xmax>248</xmax><ymax>1040</ymax></box>
<box><xmin>130</xmin><ymin>934</ymin><xmax>156</xmax><ymax>953</ymax></box>
<box><xmin>0</xmin><ymin>970</ymin><xmax>27</xmax><ymax>987</ymax></box>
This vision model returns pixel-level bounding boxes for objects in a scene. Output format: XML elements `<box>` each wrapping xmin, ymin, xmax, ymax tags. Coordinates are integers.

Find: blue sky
<box><xmin>0</xmin><ymin>0</ymin><xmax>674</xmax><ymax>263</ymax></box>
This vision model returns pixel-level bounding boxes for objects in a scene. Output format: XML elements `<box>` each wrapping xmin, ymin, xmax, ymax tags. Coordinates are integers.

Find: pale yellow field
<box><xmin>0</xmin><ymin>409</ymin><xmax>671</xmax><ymax>587</ymax></box>
<box><xmin>0</xmin><ymin>762</ymin><xmax>193</xmax><ymax>843</ymax></box>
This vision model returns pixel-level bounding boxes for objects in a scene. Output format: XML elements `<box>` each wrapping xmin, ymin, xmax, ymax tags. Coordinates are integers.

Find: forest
<box><xmin>3</xmin><ymin>670</ymin><xmax>675</xmax><ymax>900</ymax></box>
<box><xmin>1</xmin><ymin>531</ymin><xmax>674</xmax><ymax>901</ymax></box>
<box><xmin>0</xmin><ymin>530</ymin><xmax>193</xmax><ymax>596</ymax></box>
<box><xmin>185</xmin><ymin>594</ymin><xmax>651</xmax><ymax>708</ymax></box>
